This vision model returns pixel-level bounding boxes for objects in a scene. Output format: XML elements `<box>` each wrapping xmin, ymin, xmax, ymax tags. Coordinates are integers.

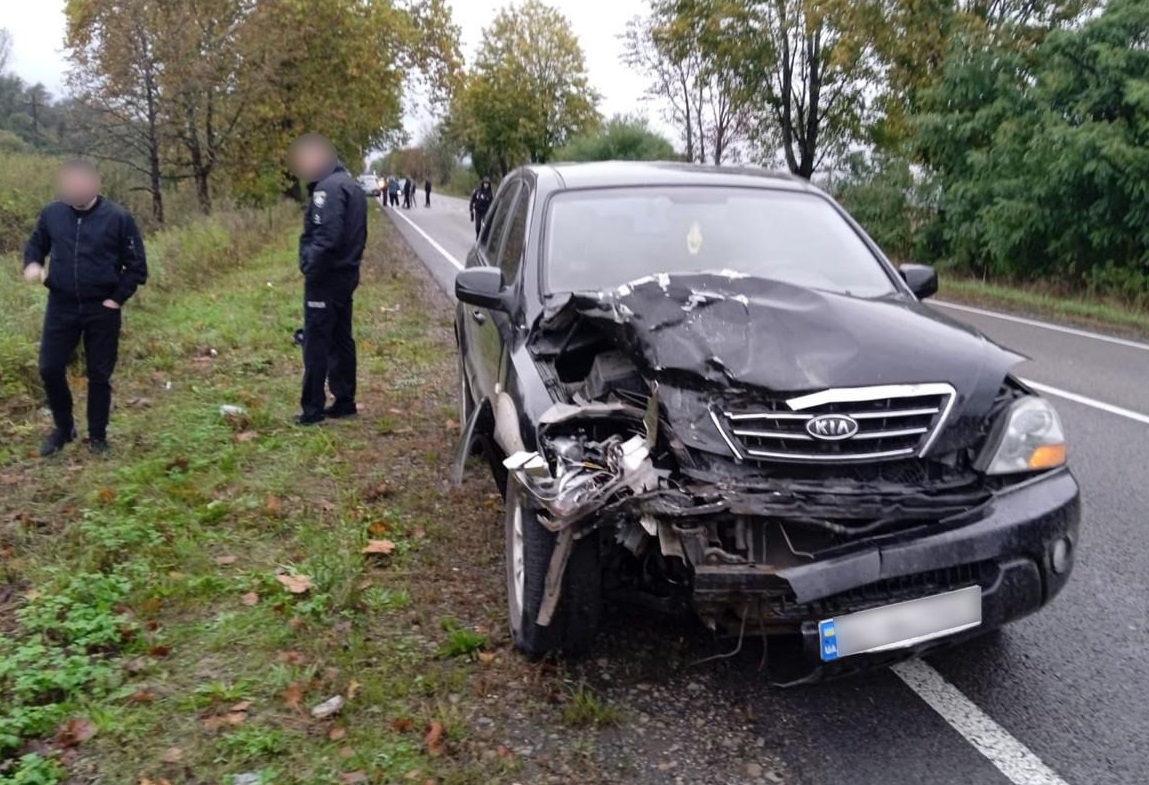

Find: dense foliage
<box><xmin>555</xmin><ymin>116</ymin><xmax>678</xmax><ymax>163</ymax></box>
<box><xmin>447</xmin><ymin>0</ymin><xmax>600</xmax><ymax>176</ymax></box>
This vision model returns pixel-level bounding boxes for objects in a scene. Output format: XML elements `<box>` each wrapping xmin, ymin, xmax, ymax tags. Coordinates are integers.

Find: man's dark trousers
<box><xmin>301</xmin><ymin>287</ymin><xmax>356</xmax><ymax>419</ymax></box>
<box><xmin>39</xmin><ymin>296</ymin><xmax>121</xmax><ymax>440</ymax></box>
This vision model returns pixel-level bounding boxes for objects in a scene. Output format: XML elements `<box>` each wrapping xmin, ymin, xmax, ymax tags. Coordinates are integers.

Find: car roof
<box><xmin>527</xmin><ymin>161</ymin><xmax>816</xmax><ymax>193</ymax></box>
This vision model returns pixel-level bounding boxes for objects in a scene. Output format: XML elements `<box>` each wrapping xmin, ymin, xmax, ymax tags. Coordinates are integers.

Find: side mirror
<box><xmin>455</xmin><ymin>267</ymin><xmax>509</xmax><ymax>311</ymax></box>
<box><xmin>899</xmin><ymin>263</ymin><xmax>938</xmax><ymax>300</ymax></box>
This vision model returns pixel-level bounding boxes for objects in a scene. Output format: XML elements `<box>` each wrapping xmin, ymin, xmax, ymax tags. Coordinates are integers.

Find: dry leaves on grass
<box><xmin>425</xmin><ymin>720</ymin><xmax>447</xmax><ymax>757</ymax></box>
<box><xmin>277</xmin><ymin>650</ymin><xmax>307</xmax><ymax>666</ymax></box>
<box><xmin>234</xmin><ymin>431</ymin><xmax>259</xmax><ymax>443</ymax></box>
<box><xmin>241</xmin><ymin>592</ymin><xmax>260</xmax><ymax>607</ymax></box>
<box><xmin>265</xmin><ymin>495</ymin><xmax>283</xmax><ymax>515</ymax></box>
<box><xmin>362</xmin><ymin>539</ymin><xmax>396</xmax><ymax>556</ymax></box>
<box><xmin>54</xmin><ymin>717</ymin><xmax>96</xmax><ymax>747</ymax></box>
<box><xmin>276</xmin><ymin>574</ymin><xmax>315</xmax><ymax>594</ymax></box>
<box><xmin>339</xmin><ymin>772</ymin><xmax>368</xmax><ymax>784</ymax></box>
<box><xmin>283</xmin><ymin>682</ymin><xmax>306</xmax><ymax>712</ymax></box>
<box><xmin>160</xmin><ymin>747</ymin><xmax>184</xmax><ymax>763</ymax></box>
<box><xmin>214</xmin><ymin>555</ymin><xmax>239</xmax><ymax>566</ymax></box>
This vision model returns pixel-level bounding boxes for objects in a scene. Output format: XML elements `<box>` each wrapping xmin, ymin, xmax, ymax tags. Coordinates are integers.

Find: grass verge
<box><xmin>939</xmin><ymin>276</ymin><xmax>1149</xmax><ymax>340</ymax></box>
<box><xmin>0</xmin><ymin>211</ymin><xmax>580</xmax><ymax>785</ymax></box>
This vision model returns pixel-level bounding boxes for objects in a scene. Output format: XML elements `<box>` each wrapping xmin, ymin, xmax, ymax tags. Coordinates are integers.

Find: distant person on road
<box><xmin>289</xmin><ymin>133</ymin><xmax>367</xmax><ymax>426</ymax></box>
<box><xmin>469</xmin><ymin>177</ymin><xmax>494</xmax><ymax>239</ymax></box>
<box><xmin>424</xmin><ymin>177</ymin><xmax>432</xmax><ymax>207</ymax></box>
<box><xmin>22</xmin><ymin>159</ymin><xmax>148</xmax><ymax>457</ymax></box>
<box><xmin>403</xmin><ymin>176</ymin><xmax>414</xmax><ymax>209</ymax></box>
<box><xmin>387</xmin><ymin>176</ymin><xmax>400</xmax><ymax>207</ymax></box>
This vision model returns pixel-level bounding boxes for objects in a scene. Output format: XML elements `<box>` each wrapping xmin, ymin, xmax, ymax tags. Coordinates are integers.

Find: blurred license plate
<box><xmin>818</xmin><ymin>585</ymin><xmax>981</xmax><ymax>662</ymax></box>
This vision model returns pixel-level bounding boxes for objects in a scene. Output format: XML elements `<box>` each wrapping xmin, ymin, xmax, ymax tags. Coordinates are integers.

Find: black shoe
<box><xmin>294</xmin><ymin>413</ymin><xmax>326</xmax><ymax>426</ymax></box>
<box><xmin>40</xmin><ymin>427</ymin><xmax>77</xmax><ymax>457</ymax></box>
<box><xmin>323</xmin><ymin>403</ymin><xmax>358</xmax><ymax>419</ymax></box>
<box><xmin>89</xmin><ymin>438</ymin><xmax>111</xmax><ymax>455</ymax></box>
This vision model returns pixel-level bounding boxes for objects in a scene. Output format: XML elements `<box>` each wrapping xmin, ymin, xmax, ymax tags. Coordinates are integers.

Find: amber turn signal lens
<box><xmin>1028</xmin><ymin>443</ymin><xmax>1067</xmax><ymax>470</ymax></box>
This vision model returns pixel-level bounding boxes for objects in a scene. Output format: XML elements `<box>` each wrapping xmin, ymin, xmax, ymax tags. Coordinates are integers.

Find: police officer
<box><xmin>22</xmin><ymin>160</ymin><xmax>148</xmax><ymax>457</ymax></box>
<box><xmin>469</xmin><ymin>177</ymin><xmax>493</xmax><ymax>239</ymax></box>
<box><xmin>289</xmin><ymin>134</ymin><xmax>367</xmax><ymax>425</ymax></box>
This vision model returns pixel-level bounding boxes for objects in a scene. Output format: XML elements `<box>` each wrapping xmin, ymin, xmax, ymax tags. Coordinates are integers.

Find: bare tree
<box><xmin>0</xmin><ymin>28</ymin><xmax>12</xmax><ymax>74</ymax></box>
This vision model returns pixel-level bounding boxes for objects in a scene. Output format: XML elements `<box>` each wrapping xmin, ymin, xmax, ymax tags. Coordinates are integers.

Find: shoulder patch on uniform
<box><xmin>313</xmin><ymin>191</ymin><xmax>327</xmax><ymax>208</ymax></box>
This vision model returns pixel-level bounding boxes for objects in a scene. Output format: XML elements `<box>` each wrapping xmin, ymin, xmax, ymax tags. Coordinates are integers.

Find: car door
<box><xmin>462</xmin><ymin>179</ymin><xmax>522</xmax><ymax>403</ymax></box>
<box><xmin>490</xmin><ymin>179</ymin><xmax>532</xmax><ymax>392</ymax></box>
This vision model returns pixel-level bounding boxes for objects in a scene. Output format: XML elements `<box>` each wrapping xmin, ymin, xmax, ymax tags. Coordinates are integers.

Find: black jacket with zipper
<box><xmin>300</xmin><ymin>163</ymin><xmax>366</xmax><ymax>293</ymax></box>
<box><xmin>23</xmin><ymin>197</ymin><xmax>148</xmax><ymax>305</ymax></box>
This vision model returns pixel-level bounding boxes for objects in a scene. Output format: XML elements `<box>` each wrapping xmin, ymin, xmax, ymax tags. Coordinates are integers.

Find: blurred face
<box><xmin>290</xmin><ymin>139</ymin><xmax>334</xmax><ymax>183</ymax></box>
<box><xmin>57</xmin><ymin>166</ymin><xmax>101</xmax><ymax>208</ymax></box>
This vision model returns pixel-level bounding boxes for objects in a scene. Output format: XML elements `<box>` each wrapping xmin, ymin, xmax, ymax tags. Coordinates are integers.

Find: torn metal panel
<box><xmin>541</xmin><ymin>272</ymin><xmax>1022</xmax><ymax>407</ymax></box>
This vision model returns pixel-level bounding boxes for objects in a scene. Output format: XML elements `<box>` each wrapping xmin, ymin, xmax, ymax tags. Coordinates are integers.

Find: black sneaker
<box><xmin>294</xmin><ymin>413</ymin><xmax>326</xmax><ymax>426</ymax></box>
<box><xmin>40</xmin><ymin>427</ymin><xmax>77</xmax><ymax>457</ymax></box>
<box><xmin>323</xmin><ymin>402</ymin><xmax>358</xmax><ymax>419</ymax></box>
<box><xmin>89</xmin><ymin>438</ymin><xmax>111</xmax><ymax>455</ymax></box>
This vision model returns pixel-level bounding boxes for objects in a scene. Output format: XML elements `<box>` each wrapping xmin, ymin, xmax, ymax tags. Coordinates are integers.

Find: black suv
<box><xmin>453</xmin><ymin>162</ymin><xmax>1080</xmax><ymax>678</ymax></box>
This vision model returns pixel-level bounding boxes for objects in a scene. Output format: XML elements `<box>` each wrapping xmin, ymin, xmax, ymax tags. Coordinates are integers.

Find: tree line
<box><xmin>435</xmin><ymin>0</ymin><xmax>1146</xmax><ymax>299</ymax></box>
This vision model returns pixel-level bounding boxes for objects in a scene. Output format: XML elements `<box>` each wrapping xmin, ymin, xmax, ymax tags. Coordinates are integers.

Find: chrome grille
<box><xmin>713</xmin><ymin>383</ymin><xmax>956</xmax><ymax>464</ymax></box>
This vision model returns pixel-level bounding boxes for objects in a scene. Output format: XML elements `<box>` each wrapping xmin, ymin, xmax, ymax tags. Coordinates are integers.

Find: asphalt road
<box><xmin>385</xmin><ymin>194</ymin><xmax>1149</xmax><ymax>785</ymax></box>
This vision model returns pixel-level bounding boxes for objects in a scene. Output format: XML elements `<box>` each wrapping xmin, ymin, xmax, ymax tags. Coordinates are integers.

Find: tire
<box><xmin>505</xmin><ymin>479</ymin><xmax>602</xmax><ymax>658</ymax></box>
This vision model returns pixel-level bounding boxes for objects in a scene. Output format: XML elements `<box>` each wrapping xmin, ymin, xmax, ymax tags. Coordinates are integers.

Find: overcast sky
<box><xmin>1</xmin><ymin>0</ymin><xmax>664</xmax><ymax>143</ymax></box>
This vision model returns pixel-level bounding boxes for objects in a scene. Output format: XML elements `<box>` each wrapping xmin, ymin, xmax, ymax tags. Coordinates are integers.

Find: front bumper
<box><xmin>692</xmin><ymin>467</ymin><xmax>1081</xmax><ymax>668</ymax></box>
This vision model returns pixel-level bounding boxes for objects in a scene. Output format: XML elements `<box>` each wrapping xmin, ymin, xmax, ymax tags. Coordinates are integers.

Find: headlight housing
<box><xmin>983</xmin><ymin>396</ymin><xmax>1067</xmax><ymax>475</ymax></box>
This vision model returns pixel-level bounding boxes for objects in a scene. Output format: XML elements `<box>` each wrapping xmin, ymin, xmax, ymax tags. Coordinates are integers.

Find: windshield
<box><xmin>544</xmin><ymin>186</ymin><xmax>897</xmax><ymax>298</ymax></box>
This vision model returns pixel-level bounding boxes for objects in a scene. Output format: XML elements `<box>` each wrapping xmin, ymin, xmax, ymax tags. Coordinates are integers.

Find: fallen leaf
<box><xmin>241</xmin><ymin>592</ymin><xmax>260</xmax><ymax>607</ymax></box>
<box><xmin>234</xmin><ymin>431</ymin><xmax>259</xmax><ymax>443</ymax></box>
<box><xmin>445</xmin><ymin>418</ymin><xmax>459</xmax><ymax>431</ymax></box>
<box><xmin>265</xmin><ymin>495</ymin><xmax>283</xmax><ymax>515</ymax></box>
<box><xmin>328</xmin><ymin>726</ymin><xmax>347</xmax><ymax>741</ymax></box>
<box><xmin>413</xmin><ymin>527</ymin><xmax>427</xmax><ymax>541</ymax></box>
<box><xmin>404</xmin><ymin>771</ymin><xmax>423</xmax><ymax>781</ymax></box>
<box><xmin>391</xmin><ymin>717</ymin><xmax>414</xmax><ymax>733</ymax></box>
<box><xmin>276</xmin><ymin>574</ymin><xmax>315</xmax><ymax>594</ymax></box>
<box><xmin>149</xmin><ymin>645</ymin><xmax>171</xmax><ymax>658</ymax></box>
<box><xmin>311</xmin><ymin>695</ymin><xmax>345</xmax><ymax>719</ymax></box>
<box><xmin>98</xmin><ymin>488</ymin><xmax>116</xmax><ymax>503</ymax></box>
<box><xmin>425</xmin><ymin>720</ymin><xmax>446</xmax><ymax>757</ymax></box>
<box><xmin>346</xmin><ymin>679</ymin><xmax>361</xmax><ymax>700</ymax></box>
<box><xmin>225</xmin><ymin>711</ymin><xmax>248</xmax><ymax>726</ymax></box>
<box><xmin>369</xmin><ymin>520</ymin><xmax>390</xmax><ymax>535</ymax></box>
<box><xmin>127</xmin><ymin>690</ymin><xmax>158</xmax><ymax>704</ymax></box>
<box><xmin>128</xmin><ymin>396</ymin><xmax>152</xmax><ymax>408</ymax></box>
<box><xmin>496</xmin><ymin>745</ymin><xmax>513</xmax><ymax>759</ymax></box>
<box><xmin>164</xmin><ymin>458</ymin><xmax>189</xmax><ymax>474</ymax></box>
<box><xmin>160</xmin><ymin>747</ymin><xmax>184</xmax><ymax>764</ymax></box>
<box><xmin>339</xmin><ymin>773</ymin><xmax>368</xmax><ymax>784</ymax></box>
<box><xmin>362</xmin><ymin>539</ymin><xmax>396</xmax><ymax>556</ymax></box>
<box><xmin>339</xmin><ymin>747</ymin><xmax>356</xmax><ymax>759</ymax></box>
<box><xmin>283</xmin><ymin>682</ymin><xmax>306</xmax><ymax>712</ymax></box>
<box><xmin>214</xmin><ymin>555</ymin><xmax>239</xmax><ymax>566</ymax></box>
<box><xmin>277</xmin><ymin>650</ymin><xmax>306</xmax><ymax>666</ymax></box>
<box><xmin>230</xmin><ymin>700</ymin><xmax>253</xmax><ymax>713</ymax></box>
<box><xmin>54</xmin><ymin>717</ymin><xmax>96</xmax><ymax>747</ymax></box>
<box><xmin>477</xmin><ymin>651</ymin><xmax>497</xmax><ymax>665</ymax></box>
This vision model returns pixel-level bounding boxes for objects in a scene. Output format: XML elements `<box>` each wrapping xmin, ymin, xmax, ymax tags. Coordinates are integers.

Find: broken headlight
<box><xmin>983</xmin><ymin>396</ymin><xmax>1067</xmax><ymax>475</ymax></box>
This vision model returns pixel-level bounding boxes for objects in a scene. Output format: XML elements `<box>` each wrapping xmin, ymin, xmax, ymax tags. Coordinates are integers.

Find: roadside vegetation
<box><xmin>0</xmin><ymin>193</ymin><xmax>632</xmax><ymax>783</ymax></box>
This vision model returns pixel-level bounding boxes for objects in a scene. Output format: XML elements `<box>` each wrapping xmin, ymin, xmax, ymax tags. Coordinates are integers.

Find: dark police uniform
<box><xmin>23</xmin><ymin>197</ymin><xmax>147</xmax><ymax>442</ymax></box>
<box><xmin>299</xmin><ymin>162</ymin><xmax>367</xmax><ymax>421</ymax></box>
<box><xmin>469</xmin><ymin>182</ymin><xmax>493</xmax><ymax>239</ymax></box>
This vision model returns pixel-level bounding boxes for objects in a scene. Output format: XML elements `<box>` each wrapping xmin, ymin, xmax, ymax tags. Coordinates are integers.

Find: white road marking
<box><xmin>934</xmin><ymin>301</ymin><xmax>1149</xmax><ymax>352</ymax></box>
<box><xmin>892</xmin><ymin>660</ymin><xmax>1071</xmax><ymax>785</ymax></box>
<box><xmin>389</xmin><ymin>207</ymin><xmax>464</xmax><ymax>270</ymax></box>
<box><xmin>1021</xmin><ymin>378</ymin><xmax>1149</xmax><ymax>426</ymax></box>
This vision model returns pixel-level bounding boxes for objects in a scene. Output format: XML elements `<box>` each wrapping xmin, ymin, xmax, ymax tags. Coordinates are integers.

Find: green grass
<box><xmin>939</xmin><ymin>276</ymin><xmax>1149</xmax><ymax>339</ymax></box>
<box><xmin>559</xmin><ymin>686</ymin><xmax>622</xmax><ymax>730</ymax></box>
<box><xmin>0</xmin><ymin>211</ymin><xmax>524</xmax><ymax>784</ymax></box>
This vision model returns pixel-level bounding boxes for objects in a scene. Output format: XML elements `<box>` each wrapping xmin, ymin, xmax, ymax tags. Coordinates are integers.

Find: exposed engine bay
<box><xmin>499</xmin><ymin>273</ymin><xmax>1027</xmax><ymax>634</ymax></box>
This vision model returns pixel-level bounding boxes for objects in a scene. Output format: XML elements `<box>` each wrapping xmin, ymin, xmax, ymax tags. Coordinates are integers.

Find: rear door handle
<box><xmin>471</xmin><ymin>310</ymin><xmax>487</xmax><ymax>324</ymax></box>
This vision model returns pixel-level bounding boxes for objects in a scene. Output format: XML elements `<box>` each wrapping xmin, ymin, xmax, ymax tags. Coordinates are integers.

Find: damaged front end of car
<box><xmin>489</xmin><ymin>272</ymin><xmax>1080</xmax><ymax>674</ymax></box>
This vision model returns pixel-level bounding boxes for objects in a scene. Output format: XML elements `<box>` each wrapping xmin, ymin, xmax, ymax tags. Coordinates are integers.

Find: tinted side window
<box><xmin>496</xmin><ymin>186</ymin><xmax>530</xmax><ymax>282</ymax></box>
<box><xmin>480</xmin><ymin>182</ymin><xmax>520</xmax><ymax>257</ymax></box>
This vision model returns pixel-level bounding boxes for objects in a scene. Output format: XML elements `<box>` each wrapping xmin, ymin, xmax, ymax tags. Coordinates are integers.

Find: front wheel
<box><xmin>505</xmin><ymin>479</ymin><xmax>602</xmax><ymax>658</ymax></box>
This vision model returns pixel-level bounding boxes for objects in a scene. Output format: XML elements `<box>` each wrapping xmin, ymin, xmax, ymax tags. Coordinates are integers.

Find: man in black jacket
<box><xmin>469</xmin><ymin>178</ymin><xmax>493</xmax><ymax>239</ymax></box>
<box><xmin>23</xmin><ymin>160</ymin><xmax>148</xmax><ymax>457</ymax></box>
<box><xmin>289</xmin><ymin>134</ymin><xmax>367</xmax><ymax>425</ymax></box>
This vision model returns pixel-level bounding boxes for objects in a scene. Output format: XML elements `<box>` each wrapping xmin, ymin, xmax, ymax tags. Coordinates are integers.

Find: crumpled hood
<box><xmin>544</xmin><ymin>272</ymin><xmax>1024</xmax><ymax>400</ymax></box>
